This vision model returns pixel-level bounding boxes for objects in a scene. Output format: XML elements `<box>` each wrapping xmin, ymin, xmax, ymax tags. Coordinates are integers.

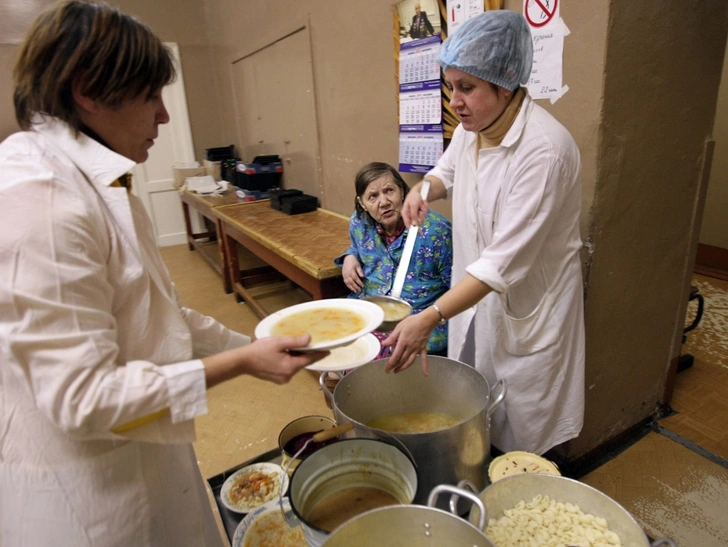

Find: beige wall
<box><xmin>702</xmin><ymin>42</ymin><xmax>728</xmax><ymax>250</ymax></box>
<box><xmin>577</xmin><ymin>1</ymin><xmax>727</xmax><ymax>454</ymax></box>
<box><xmin>2</xmin><ymin>0</ymin><xmax>727</xmax><ymax>461</ymax></box>
<box><xmin>0</xmin><ymin>0</ymin><xmax>222</xmax><ymax>152</ymax></box>
<box><xmin>203</xmin><ymin>0</ymin><xmax>404</xmax><ymax>213</ymax></box>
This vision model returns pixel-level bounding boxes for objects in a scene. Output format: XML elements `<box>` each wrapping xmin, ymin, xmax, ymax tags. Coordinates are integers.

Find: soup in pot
<box><xmin>366</xmin><ymin>411</ymin><xmax>461</xmax><ymax>434</ymax></box>
<box><xmin>271</xmin><ymin>308</ymin><xmax>366</xmax><ymax>345</ymax></box>
<box><xmin>377</xmin><ymin>300</ymin><xmax>411</xmax><ymax>322</ymax></box>
<box><xmin>305</xmin><ymin>486</ymin><xmax>401</xmax><ymax>532</ymax></box>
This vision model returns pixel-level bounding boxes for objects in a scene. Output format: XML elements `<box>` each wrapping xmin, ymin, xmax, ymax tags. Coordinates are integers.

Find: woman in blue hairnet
<box><xmin>382</xmin><ymin>10</ymin><xmax>585</xmax><ymax>456</ymax></box>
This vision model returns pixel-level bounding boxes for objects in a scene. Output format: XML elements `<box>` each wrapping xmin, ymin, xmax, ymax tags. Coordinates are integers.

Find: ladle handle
<box><xmin>312</xmin><ymin>422</ymin><xmax>354</xmax><ymax>442</ymax></box>
<box><xmin>391</xmin><ymin>179</ymin><xmax>431</xmax><ymax>299</ymax></box>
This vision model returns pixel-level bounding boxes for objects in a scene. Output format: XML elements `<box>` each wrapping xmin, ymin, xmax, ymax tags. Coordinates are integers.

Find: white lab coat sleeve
<box><xmin>466</xmin><ymin>148</ymin><xmax>569</xmax><ymax>292</ymax></box>
<box><xmin>169</xmin><ymin>280</ymin><xmax>250</xmax><ymax>354</ymax></box>
<box><xmin>180</xmin><ymin>305</ymin><xmax>251</xmax><ymax>355</ymax></box>
<box><xmin>1</xmin><ymin>161</ymin><xmax>201</xmax><ymax>441</ymax></box>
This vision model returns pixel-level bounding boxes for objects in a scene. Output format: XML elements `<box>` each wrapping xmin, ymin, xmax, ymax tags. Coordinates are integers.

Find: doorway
<box><xmin>132</xmin><ymin>43</ymin><xmax>197</xmax><ymax>247</ymax></box>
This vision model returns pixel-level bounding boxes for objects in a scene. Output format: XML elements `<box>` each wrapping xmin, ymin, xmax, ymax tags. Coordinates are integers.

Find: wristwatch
<box><xmin>432</xmin><ymin>303</ymin><xmax>447</xmax><ymax>325</ymax></box>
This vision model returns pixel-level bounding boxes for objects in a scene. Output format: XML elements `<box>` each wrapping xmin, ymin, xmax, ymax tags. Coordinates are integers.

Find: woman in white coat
<box><xmin>0</xmin><ymin>3</ymin><xmax>327</xmax><ymax>545</ymax></box>
<box><xmin>383</xmin><ymin>10</ymin><xmax>585</xmax><ymax>456</ymax></box>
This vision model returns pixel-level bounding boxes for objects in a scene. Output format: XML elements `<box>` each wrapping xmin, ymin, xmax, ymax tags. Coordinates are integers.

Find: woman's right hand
<box><xmin>342</xmin><ymin>254</ymin><xmax>365</xmax><ymax>293</ymax></box>
<box><xmin>402</xmin><ymin>183</ymin><xmax>429</xmax><ymax>227</ymax></box>
<box><xmin>204</xmin><ymin>334</ymin><xmax>329</xmax><ymax>388</ymax></box>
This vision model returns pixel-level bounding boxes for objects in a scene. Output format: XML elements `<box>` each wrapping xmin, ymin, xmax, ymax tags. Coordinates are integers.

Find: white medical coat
<box><xmin>428</xmin><ymin>93</ymin><xmax>585</xmax><ymax>454</ymax></box>
<box><xmin>0</xmin><ymin>117</ymin><xmax>249</xmax><ymax>546</ymax></box>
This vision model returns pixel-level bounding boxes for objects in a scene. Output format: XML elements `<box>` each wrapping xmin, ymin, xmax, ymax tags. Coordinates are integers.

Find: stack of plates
<box><xmin>255</xmin><ymin>299</ymin><xmax>384</xmax><ymax>371</ymax></box>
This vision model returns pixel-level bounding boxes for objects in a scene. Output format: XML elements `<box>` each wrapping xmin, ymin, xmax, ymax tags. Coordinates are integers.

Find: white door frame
<box><xmin>133</xmin><ymin>42</ymin><xmax>202</xmax><ymax>246</ymax></box>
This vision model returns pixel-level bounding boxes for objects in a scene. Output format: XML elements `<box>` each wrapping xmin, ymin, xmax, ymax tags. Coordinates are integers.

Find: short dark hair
<box><xmin>13</xmin><ymin>0</ymin><xmax>175</xmax><ymax>132</ymax></box>
<box><xmin>354</xmin><ymin>162</ymin><xmax>410</xmax><ymax>224</ymax></box>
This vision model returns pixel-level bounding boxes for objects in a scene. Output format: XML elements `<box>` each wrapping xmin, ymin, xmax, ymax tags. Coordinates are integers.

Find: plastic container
<box><xmin>270</xmin><ymin>189</ymin><xmax>303</xmax><ymax>210</ymax></box>
<box><xmin>280</xmin><ymin>194</ymin><xmax>318</xmax><ymax>215</ymax></box>
<box><xmin>488</xmin><ymin>451</ymin><xmax>560</xmax><ymax>483</ymax></box>
<box><xmin>234</xmin><ymin>155</ymin><xmax>283</xmax><ymax>191</ymax></box>
<box><xmin>205</xmin><ymin>145</ymin><xmax>235</xmax><ymax>162</ymax></box>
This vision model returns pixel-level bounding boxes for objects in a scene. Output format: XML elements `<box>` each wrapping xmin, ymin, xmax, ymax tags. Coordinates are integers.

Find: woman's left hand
<box><xmin>342</xmin><ymin>254</ymin><xmax>365</xmax><ymax>293</ymax></box>
<box><xmin>382</xmin><ymin>311</ymin><xmax>438</xmax><ymax>375</ymax></box>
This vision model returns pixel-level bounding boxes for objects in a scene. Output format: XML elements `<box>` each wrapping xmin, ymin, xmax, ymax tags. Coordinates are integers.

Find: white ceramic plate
<box><xmin>254</xmin><ymin>299</ymin><xmax>384</xmax><ymax>351</ymax></box>
<box><xmin>232</xmin><ymin>498</ymin><xmax>307</xmax><ymax>547</ymax></box>
<box><xmin>220</xmin><ymin>462</ymin><xmax>289</xmax><ymax>514</ymax></box>
<box><xmin>305</xmin><ymin>333</ymin><xmax>381</xmax><ymax>372</ymax></box>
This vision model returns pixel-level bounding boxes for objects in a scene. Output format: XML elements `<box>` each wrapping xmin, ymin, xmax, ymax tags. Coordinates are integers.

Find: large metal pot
<box><xmin>319</xmin><ymin>356</ymin><xmax>506</xmax><ymax>507</ymax></box>
<box><xmin>323</xmin><ymin>484</ymin><xmax>495</xmax><ymax>546</ymax></box>
<box><xmin>468</xmin><ymin>474</ymin><xmax>676</xmax><ymax>547</ymax></box>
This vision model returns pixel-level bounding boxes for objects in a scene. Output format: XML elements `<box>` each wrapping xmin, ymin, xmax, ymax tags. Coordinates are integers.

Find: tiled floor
<box><xmin>161</xmin><ymin>244</ymin><xmax>728</xmax><ymax>546</ymax></box>
<box><xmin>580</xmin><ymin>273</ymin><xmax>728</xmax><ymax>546</ymax></box>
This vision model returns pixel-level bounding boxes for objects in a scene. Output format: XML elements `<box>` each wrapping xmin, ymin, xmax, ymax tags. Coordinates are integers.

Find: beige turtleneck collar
<box><xmin>477</xmin><ymin>87</ymin><xmax>526</xmax><ymax>150</ymax></box>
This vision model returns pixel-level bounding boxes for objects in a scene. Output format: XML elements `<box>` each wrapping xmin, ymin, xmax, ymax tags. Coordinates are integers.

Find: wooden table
<box><xmin>214</xmin><ymin>200</ymin><xmax>351</xmax><ymax>318</ymax></box>
<box><xmin>179</xmin><ymin>190</ymin><xmax>247</xmax><ymax>293</ymax></box>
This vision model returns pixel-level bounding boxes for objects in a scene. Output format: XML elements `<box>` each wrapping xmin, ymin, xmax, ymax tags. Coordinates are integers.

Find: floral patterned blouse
<box><xmin>334</xmin><ymin>210</ymin><xmax>453</xmax><ymax>353</ymax></box>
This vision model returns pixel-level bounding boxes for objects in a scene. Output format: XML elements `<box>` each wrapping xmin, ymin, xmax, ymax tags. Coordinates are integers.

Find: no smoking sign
<box><xmin>525</xmin><ymin>0</ymin><xmax>558</xmax><ymax>28</ymax></box>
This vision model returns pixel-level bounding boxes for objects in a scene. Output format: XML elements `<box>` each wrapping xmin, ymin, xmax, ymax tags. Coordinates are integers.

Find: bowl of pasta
<box><xmin>465</xmin><ymin>474</ymin><xmax>676</xmax><ymax>547</ymax></box>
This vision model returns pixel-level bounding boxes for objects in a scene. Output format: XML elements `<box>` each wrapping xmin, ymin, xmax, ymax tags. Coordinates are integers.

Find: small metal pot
<box><xmin>278</xmin><ymin>415</ymin><xmax>336</xmax><ymax>475</ymax></box>
<box><xmin>468</xmin><ymin>474</ymin><xmax>676</xmax><ymax>547</ymax></box>
<box><xmin>288</xmin><ymin>438</ymin><xmax>418</xmax><ymax>547</ymax></box>
<box><xmin>322</xmin><ymin>484</ymin><xmax>495</xmax><ymax>546</ymax></box>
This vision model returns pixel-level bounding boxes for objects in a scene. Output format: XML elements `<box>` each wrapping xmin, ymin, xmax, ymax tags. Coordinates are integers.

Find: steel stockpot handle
<box><xmin>427</xmin><ymin>483</ymin><xmax>487</xmax><ymax>532</ymax></box>
<box><xmin>319</xmin><ymin>371</ymin><xmax>341</xmax><ymax>405</ymax></box>
<box><xmin>450</xmin><ymin>479</ymin><xmax>487</xmax><ymax>525</ymax></box>
<box><xmin>487</xmin><ymin>379</ymin><xmax>507</xmax><ymax>419</ymax></box>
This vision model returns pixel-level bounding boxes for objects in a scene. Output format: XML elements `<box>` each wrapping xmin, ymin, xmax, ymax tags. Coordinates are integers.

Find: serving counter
<box><xmin>214</xmin><ymin>201</ymin><xmax>350</xmax><ymax>318</ymax></box>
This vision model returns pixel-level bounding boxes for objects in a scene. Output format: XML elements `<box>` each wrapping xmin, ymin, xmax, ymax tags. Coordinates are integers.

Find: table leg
<box><xmin>221</xmin><ymin>224</ymin><xmax>241</xmax><ymax>303</ymax></box>
<box><xmin>182</xmin><ymin>201</ymin><xmax>194</xmax><ymax>251</ymax></box>
<box><xmin>216</xmin><ymin>218</ymin><xmax>232</xmax><ymax>294</ymax></box>
<box><xmin>221</xmin><ymin>224</ymin><xmax>272</xmax><ymax>318</ymax></box>
<box><xmin>317</xmin><ymin>277</ymin><xmax>349</xmax><ymax>299</ymax></box>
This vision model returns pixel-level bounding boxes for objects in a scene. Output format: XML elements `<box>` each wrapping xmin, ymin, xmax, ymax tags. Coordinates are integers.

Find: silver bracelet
<box><xmin>432</xmin><ymin>303</ymin><xmax>447</xmax><ymax>325</ymax></box>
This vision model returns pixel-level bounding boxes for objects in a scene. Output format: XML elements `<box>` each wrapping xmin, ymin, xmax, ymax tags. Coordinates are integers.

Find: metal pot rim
<box><xmin>289</xmin><ymin>437</ymin><xmax>419</xmax><ymax>538</ymax></box>
<box><xmin>324</xmin><ymin>503</ymin><xmax>495</xmax><ymax>546</ymax></box>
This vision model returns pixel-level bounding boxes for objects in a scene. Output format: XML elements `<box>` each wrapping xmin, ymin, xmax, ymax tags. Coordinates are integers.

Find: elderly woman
<box><xmin>383</xmin><ymin>11</ymin><xmax>585</xmax><ymax>456</ymax></box>
<box><xmin>335</xmin><ymin>162</ymin><xmax>452</xmax><ymax>355</ymax></box>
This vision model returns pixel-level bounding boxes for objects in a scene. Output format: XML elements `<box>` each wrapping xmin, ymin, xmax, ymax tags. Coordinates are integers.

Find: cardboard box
<box><xmin>203</xmin><ymin>160</ymin><xmax>222</xmax><ymax>181</ymax></box>
<box><xmin>172</xmin><ymin>164</ymin><xmax>205</xmax><ymax>189</ymax></box>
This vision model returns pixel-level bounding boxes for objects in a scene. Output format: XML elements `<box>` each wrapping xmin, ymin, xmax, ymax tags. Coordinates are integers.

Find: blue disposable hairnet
<box><xmin>439</xmin><ymin>10</ymin><xmax>533</xmax><ymax>90</ymax></box>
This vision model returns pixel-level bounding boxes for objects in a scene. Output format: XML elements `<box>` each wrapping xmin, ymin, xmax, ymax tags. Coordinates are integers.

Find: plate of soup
<box><xmin>305</xmin><ymin>333</ymin><xmax>380</xmax><ymax>372</ymax></box>
<box><xmin>254</xmin><ymin>299</ymin><xmax>384</xmax><ymax>351</ymax></box>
